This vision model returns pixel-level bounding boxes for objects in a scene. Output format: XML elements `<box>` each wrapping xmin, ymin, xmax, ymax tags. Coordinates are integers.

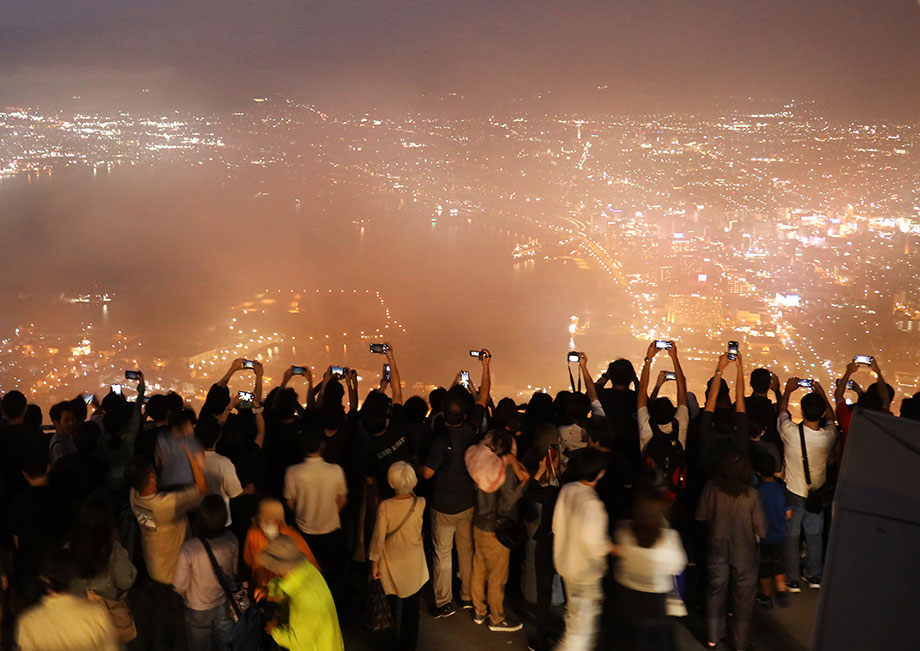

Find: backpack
<box><xmin>643</xmin><ymin>419</ymin><xmax>687</xmax><ymax>497</ymax></box>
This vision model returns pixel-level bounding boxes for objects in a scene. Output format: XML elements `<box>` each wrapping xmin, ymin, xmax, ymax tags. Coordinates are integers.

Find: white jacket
<box><xmin>552</xmin><ymin>482</ymin><xmax>611</xmax><ymax>586</ymax></box>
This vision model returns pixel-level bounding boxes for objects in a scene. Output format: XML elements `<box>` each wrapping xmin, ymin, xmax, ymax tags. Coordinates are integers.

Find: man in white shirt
<box><xmin>552</xmin><ymin>448</ymin><xmax>613</xmax><ymax>651</ymax></box>
<box><xmin>283</xmin><ymin>429</ymin><xmax>348</xmax><ymax>606</ymax></box>
<box><xmin>557</xmin><ymin>352</ymin><xmax>607</xmax><ymax>454</ymax></box>
<box><xmin>636</xmin><ymin>341</ymin><xmax>689</xmax><ymax>451</ymax></box>
<box><xmin>199</xmin><ymin>422</ymin><xmax>246</xmax><ymax>526</ymax></box>
<box><xmin>777</xmin><ymin>378</ymin><xmax>837</xmax><ymax>591</ymax></box>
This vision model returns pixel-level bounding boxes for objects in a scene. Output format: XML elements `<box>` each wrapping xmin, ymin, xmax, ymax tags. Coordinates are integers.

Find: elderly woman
<box><xmin>243</xmin><ymin>498</ymin><xmax>319</xmax><ymax>593</ymax></box>
<box><xmin>369</xmin><ymin>461</ymin><xmax>428</xmax><ymax>651</ymax></box>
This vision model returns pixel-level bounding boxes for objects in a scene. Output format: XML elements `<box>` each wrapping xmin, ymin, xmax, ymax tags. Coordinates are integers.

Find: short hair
<box><xmin>428</xmin><ymin>387</ymin><xmax>447</xmax><ymax>413</ymax></box>
<box><xmin>69</xmin><ymin>396</ymin><xmax>88</xmax><ymax>422</ymax></box>
<box><xmin>856</xmin><ymin>390</ymin><xmax>883</xmax><ymax>412</ymax></box>
<box><xmin>387</xmin><ymin>461</ymin><xmax>417</xmax><ymax>495</ymax></box>
<box><xmin>169</xmin><ymin>407</ymin><xmax>197</xmax><ymax>429</ymax></box>
<box><xmin>124</xmin><ymin>456</ymin><xmax>154</xmax><ymax>492</ymax></box>
<box><xmin>563</xmin><ymin>392</ymin><xmax>592</xmax><ymax>422</ymax></box>
<box><xmin>750</xmin><ymin>368</ymin><xmax>772</xmax><ymax>393</ymax></box>
<box><xmin>585</xmin><ymin>416</ymin><xmax>616</xmax><ymax>449</ymax></box>
<box><xmin>566</xmin><ymin>447</ymin><xmax>608</xmax><ymax>483</ymax></box>
<box><xmin>442</xmin><ymin>386</ymin><xmax>474</xmax><ymax>427</ymax></box>
<box><xmin>201</xmin><ymin>384</ymin><xmax>231</xmax><ymax>419</ymax></box>
<box><xmin>801</xmin><ymin>393</ymin><xmax>826</xmax><ymax>422</ymax></box>
<box><xmin>144</xmin><ymin>394</ymin><xmax>170</xmax><ymax>422</ymax></box>
<box><xmin>323</xmin><ymin>379</ymin><xmax>345</xmax><ymax>408</ymax></box>
<box><xmin>274</xmin><ymin>388</ymin><xmax>300</xmax><ymax>420</ymax></box>
<box><xmin>24</xmin><ymin>404</ymin><xmax>43</xmax><ymax>427</ymax></box>
<box><xmin>197</xmin><ymin>495</ymin><xmax>229</xmax><ymax>539</ymax></box>
<box><xmin>754</xmin><ymin>453</ymin><xmax>776</xmax><ymax>478</ymax></box>
<box><xmin>1</xmin><ymin>390</ymin><xmax>27</xmax><ymax>419</ymax></box>
<box><xmin>488</xmin><ymin>428</ymin><xmax>514</xmax><ymax>456</ymax></box>
<box><xmin>404</xmin><ymin>396</ymin><xmax>428</xmax><ymax>423</ymax></box>
<box><xmin>901</xmin><ymin>396</ymin><xmax>920</xmax><ymax>422</ymax></box>
<box><xmin>359</xmin><ymin>391</ymin><xmax>391</xmax><ymax>434</ymax></box>
<box><xmin>715</xmin><ymin>450</ymin><xmax>752</xmax><ymax>497</ymax></box>
<box><xmin>648</xmin><ymin>397</ymin><xmax>677</xmax><ymax>425</ymax></box>
<box><xmin>50</xmin><ymin>401</ymin><xmax>77</xmax><ymax>423</ymax></box>
<box><xmin>606</xmin><ymin>359</ymin><xmax>636</xmax><ymax>387</ymax></box>
<box><xmin>21</xmin><ymin>450</ymin><xmax>49</xmax><ymax>478</ymax></box>
<box><xmin>196</xmin><ymin>418</ymin><xmax>223</xmax><ymax>450</ymax></box>
<box><xmin>73</xmin><ymin>420</ymin><xmax>102</xmax><ymax>454</ymax></box>
<box><xmin>300</xmin><ymin>428</ymin><xmax>324</xmax><ymax>455</ymax></box>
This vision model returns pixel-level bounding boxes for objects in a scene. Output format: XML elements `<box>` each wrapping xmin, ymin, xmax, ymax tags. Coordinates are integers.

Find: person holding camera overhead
<box><xmin>636</xmin><ymin>341</ymin><xmax>689</xmax><ymax>454</ymax></box>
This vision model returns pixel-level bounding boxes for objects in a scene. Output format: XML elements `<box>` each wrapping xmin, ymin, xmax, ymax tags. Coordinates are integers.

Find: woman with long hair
<box><xmin>695</xmin><ymin>450</ymin><xmax>767</xmax><ymax>651</ymax></box>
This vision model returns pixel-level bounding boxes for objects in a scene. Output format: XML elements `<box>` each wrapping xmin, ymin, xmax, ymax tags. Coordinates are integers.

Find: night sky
<box><xmin>2</xmin><ymin>0</ymin><xmax>920</xmax><ymax>115</ymax></box>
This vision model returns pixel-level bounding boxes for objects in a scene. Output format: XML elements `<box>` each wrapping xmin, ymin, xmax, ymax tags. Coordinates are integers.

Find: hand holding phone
<box><xmin>460</xmin><ymin>370</ymin><xmax>471</xmax><ymax>386</ymax></box>
<box><xmin>330</xmin><ymin>366</ymin><xmax>345</xmax><ymax>379</ymax></box>
<box><xmin>291</xmin><ymin>366</ymin><xmax>307</xmax><ymax>376</ymax></box>
<box><xmin>727</xmin><ymin>341</ymin><xmax>739</xmax><ymax>361</ymax></box>
<box><xmin>654</xmin><ymin>340</ymin><xmax>673</xmax><ymax>350</ymax></box>
<box><xmin>238</xmin><ymin>390</ymin><xmax>255</xmax><ymax>406</ymax></box>
<box><xmin>370</xmin><ymin>343</ymin><xmax>390</xmax><ymax>354</ymax></box>
<box><xmin>853</xmin><ymin>355</ymin><xmax>873</xmax><ymax>366</ymax></box>
<box><xmin>125</xmin><ymin>370</ymin><xmax>141</xmax><ymax>381</ymax></box>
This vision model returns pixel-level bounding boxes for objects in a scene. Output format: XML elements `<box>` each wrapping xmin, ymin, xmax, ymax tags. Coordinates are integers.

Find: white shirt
<box><xmin>638</xmin><ymin>404</ymin><xmax>689</xmax><ymax>452</ymax></box>
<box><xmin>552</xmin><ymin>481</ymin><xmax>611</xmax><ymax>586</ymax></box>
<box><xmin>613</xmin><ymin>521</ymin><xmax>687</xmax><ymax>594</ymax></box>
<box><xmin>558</xmin><ymin>400</ymin><xmax>607</xmax><ymax>453</ymax></box>
<box><xmin>203</xmin><ymin>450</ymin><xmax>244</xmax><ymax>526</ymax></box>
<box><xmin>284</xmin><ymin>457</ymin><xmax>348</xmax><ymax>535</ymax></box>
<box><xmin>778</xmin><ymin>412</ymin><xmax>837</xmax><ymax>498</ymax></box>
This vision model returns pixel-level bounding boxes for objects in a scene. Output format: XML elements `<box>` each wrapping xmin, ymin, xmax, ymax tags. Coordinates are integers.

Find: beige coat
<box><xmin>368</xmin><ymin>495</ymin><xmax>429</xmax><ymax>597</ymax></box>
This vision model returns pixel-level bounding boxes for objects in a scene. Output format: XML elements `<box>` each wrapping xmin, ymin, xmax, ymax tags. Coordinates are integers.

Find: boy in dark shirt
<box><xmin>754</xmin><ymin>455</ymin><xmax>790</xmax><ymax>609</ymax></box>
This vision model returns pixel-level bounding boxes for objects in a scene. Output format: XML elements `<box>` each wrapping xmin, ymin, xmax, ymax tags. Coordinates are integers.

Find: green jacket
<box><xmin>268</xmin><ymin>560</ymin><xmax>343</xmax><ymax>651</ymax></box>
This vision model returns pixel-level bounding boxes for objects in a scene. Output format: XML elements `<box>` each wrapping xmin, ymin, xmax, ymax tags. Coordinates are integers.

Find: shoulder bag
<box><xmin>798</xmin><ymin>424</ymin><xmax>836</xmax><ymax>514</ymax></box>
<box><xmin>364</xmin><ymin>496</ymin><xmax>419</xmax><ymax>632</ymax></box>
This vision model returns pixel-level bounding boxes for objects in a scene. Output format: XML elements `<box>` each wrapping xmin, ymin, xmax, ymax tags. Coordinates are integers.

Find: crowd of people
<box><xmin>0</xmin><ymin>340</ymin><xmax>916</xmax><ymax>651</ymax></box>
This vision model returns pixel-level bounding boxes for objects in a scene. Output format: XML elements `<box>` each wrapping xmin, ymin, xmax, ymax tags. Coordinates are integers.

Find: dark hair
<box><xmin>165</xmin><ymin>391</ymin><xmax>184</xmax><ymax>416</ymax></box>
<box><xmin>39</xmin><ymin>546</ymin><xmax>76</xmax><ymax>593</ymax></box>
<box><xmin>274</xmin><ymin>388</ymin><xmax>300</xmax><ymax>420</ymax></box>
<box><xmin>145</xmin><ymin>394</ymin><xmax>170</xmax><ymax>422</ymax></box>
<box><xmin>300</xmin><ymin>428</ymin><xmax>324</xmax><ymax>455</ymax></box>
<box><xmin>525</xmin><ymin>392</ymin><xmax>554</xmax><ymax>431</ymax></box>
<box><xmin>648</xmin><ymin>397</ymin><xmax>677</xmax><ymax>425</ymax></box>
<box><xmin>318</xmin><ymin>404</ymin><xmax>346</xmax><ymax>431</ymax></box>
<box><xmin>705</xmin><ymin>376</ymin><xmax>732</xmax><ymax>410</ymax></box>
<box><xmin>404</xmin><ymin>396</ymin><xmax>428</xmax><ymax>423</ymax></box>
<box><xmin>487</xmin><ymin>428</ymin><xmax>514</xmax><ymax>457</ymax></box>
<box><xmin>71</xmin><ymin>490</ymin><xmax>116</xmax><ymax>579</ymax></box>
<box><xmin>585</xmin><ymin>416</ymin><xmax>616</xmax><ymax>450</ymax></box>
<box><xmin>169</xmin><ymin>407</ymin><xmax>197</xmax><ymax>430</ymax></box>
<box><xmin>606</xmin><ymin>359</ymin><xmax>637</xmax><ymax>387</ymax></box>
<box><xmin>197</xmin><ymin>495</ymin><xmax>229</xmax><ymax>539</ymax></box>
<box><xmin>69</xmin><ymin>396</ymin><xmax>88</xmax><ymax>422</ymax></box>
<box><xmin>201</xmin><ymin>384</ymin><xmax>231</xmax><ymax>419</ymax></box>
<box><xmin>801</xmin><ymin>393</ymin><xmax>826</xmax><ymax>422</ymax></box>
<box><xmin>442</xmin><ymin>386</ymin><xmax>474</xmax><ymax>427</ymax></box>
<box><xmin>359</xmin><ymin>390</ymin><xmax>391</xmax><ymax>434</ymax></box>
<box><xmin>754</xmin><ymin>453</ymin><xmax>776</xmax><ymax>478</ymax></box>
<box><xmin>196</xmin><ymin>418</ymin><xmax>223</xmax><ymax>450</ymax></box>
<box><xmin>50</xmin><ymin>401</ymin><xmax>77</xmax><ymax>423</ymax></box>
<box><xmin>124</xmin><ymin>456</ymin><xmax>154</xmax><ymax>492</ymax></box>
<box><xmin>856</xmin><ymin>390</ymin><xmax>882</xmax><ymax>411</ymax></box>
<box><xmin>428</xmin><ymin>387</ymin><xmax>447</xmax><ymax>413</ymax></box>
<box><xmin>563</xmin><ymin>392</ymin><xmax>592</xmax><ymax>423</ymax></box>
<box><xmin>21</xmin><ymin>450</ymin><xmax>49</xmax><ymax>478</ymax></box>
<box><xmin>1</xmin><ymin>390</ymin><xmax>27</xmax><ymax>420</ymax></box>
<box><xmin>323</xmin><ymin>379</ymin><xmax>345</xmax><ymax>409</ymax></box>
<box><xmin>901</xmin><ymin>396</ymin><xmax>920</xmax><ymax>422</ymax></box>
<box><xmin>566</xmin><ymin>447</ymin><xmax>608</xmax><ymax>483</ymax></box>
<box><xmin>714</xmin><ymin>450</ymin><xmax>751</xmax><ymax>497</ymax></box>
<box><xmin>630</xmin><ymin>489</ymin><xmax>666</xmax><ymax>548</ymax></box>
<box><xmin>750</xmin><ymin>368</ymin><xmax>772</xmax><ymax>393</ymax></box>
<box><xmin>74</xmin><ymin>420</ymin><xmax>102</xmax><ymax>454</ymax></box>
<box><xmin>24</xmin><ymin>403</ymin><xmax>43</xmax><ymax>428</ymax></box>
<box><xmin>747</xmin><ymin>420</ymin><xmax>766</xmax><ymax>440</ymax></box>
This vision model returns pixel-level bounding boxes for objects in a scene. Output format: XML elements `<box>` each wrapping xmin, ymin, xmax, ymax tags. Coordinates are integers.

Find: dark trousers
<box><xmin>302</xmin><ymin>529</ymin><xmax>346</xmax><ymax>610</ymax></box>
<box><xmin>615</xmin><ymin>584</ymin><xmax>673</xmax><ymax>651</ymax></box>
<box><xmin>705</xmin><ymin>539</ymin><xmax>757</xmax><ymax>650</ymax></box>
<box><xmin>130</xmin><ymin>578</ymin><xmax>189</xmax><ymax>651</ymax></box>
<box><xmin>374</xmin><ymin>591</ymin><xmax>421</xmax><ymax>651</ymax></box>
<box><xmin>532</xmin><ymin>538</ymin><xmax>555</xmax><ymax>651</ymax></box>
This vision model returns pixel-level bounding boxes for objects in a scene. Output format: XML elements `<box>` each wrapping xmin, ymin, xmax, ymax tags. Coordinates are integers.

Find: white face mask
<box><xmin>261</xmin><ymin>523</ymin><xmax>280</xmax><ymax>540</ymax></box>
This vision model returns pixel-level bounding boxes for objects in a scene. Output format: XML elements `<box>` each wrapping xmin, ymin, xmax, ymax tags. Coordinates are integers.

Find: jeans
<box><xmin>785</xmin><ymin>491</ymin><xmax>824</xmax><ymax>582</ymax></box>
<box><xmin>185</xmin><ymin>604</ymin><xmax>232</xmax><ymax>651</ymax></box>
<box><xmin>430</xmin><ymin>507</ymin><xmax>474</xmax><ymax>607</ymax></box>
<box><xmin>555</xmin><ymin>580</ymin><xmax>602</xmax><ymax>651</ymax></box>
<box><xmin>471</xmin><ymin>527</ymin><xmax>510</xmax><ymax>624</ymax></box>
<box><xmin>705</xmin><ymin>539</ymin><xmax>757</xmax><ymax>651</ymax></box>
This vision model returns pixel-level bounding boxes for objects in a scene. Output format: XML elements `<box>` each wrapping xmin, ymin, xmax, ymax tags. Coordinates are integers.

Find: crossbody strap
<box><xmin>201</xmin><ymin>538</ymin><xmax>241</xmax><ymax>619</ymax></box>
<box><xmin>385</xmin><ymin>496</ymin><xmax>418</xmax><ymax>542</ymax></box>
<box><xmin>798</xmin><ymin>423</ymin><xmax>813</xmax><ymax>489</ymax></box>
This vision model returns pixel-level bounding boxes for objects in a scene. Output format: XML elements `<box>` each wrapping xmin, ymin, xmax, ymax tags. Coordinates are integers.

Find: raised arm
<box><xmin>835</xmin><ymin>361</ymin><xmax>859</xmax><ymax>405</ymax></box>
<box><xmin>252</xmin><ymin>361</ymin><xmax>264</xmax><ymax>406</ymax></box>
<box><xmin>217</xmin><ymin>358</ymin><xmax>244</xmax><ymax>388</ymax></box>
<box><xmin>385</xmin><ymin>343</ymin><xmax>402</xmax><ymax>405</ymax></box>
<box><xmin>705</xmin><ymin>355</ymin><xmax>732</xmax><ymax>413</ymax></box>
<box><xmin>669</xmin><ymin>343</ymin><xmax>687</xmax><ymax>408</ymax></box>
<box><xmin>578</xmin><ymin>352</ymin><xmax>601</xmax><ymax>406</ymax></box>
<box><xmin>734</xmin><ymin>353</ymin><xmax>746</xmax><ymax>414</ymax></box>
<box><xmin>476</xmin><ymin>349</ymin><xmax>492</xmax><ymax>408</ymax></box>
<box><xmin>812</xmin><ymin>380</ymin><xmax>836</xmax><ymax>421</ymax></box>
<box><xmin>649</xmin><ymin>370</ymin><xmax>669</xmax><ymax>401</ymax></box>
<box><xmin>870</xmin><ymin>358</ymin><xmax>891</xmax><ymax>411</ymax></box>
<box><xmin>637</xmin><ymin>341</ymin><xmax>658</xmax><ymax>410</ymax></box>
<box><xmin>779</xmin><ymin>377</ymin><xmax>798</xmax><ymax>415</ymax></box>
<box><xmin>346</xmin><ymin>368</ymin><xmax>359</xmax><ymax>412</ymax></box>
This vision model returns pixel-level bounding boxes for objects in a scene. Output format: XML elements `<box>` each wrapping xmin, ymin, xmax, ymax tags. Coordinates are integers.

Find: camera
<box><xmin>654</xmin><ymin>340</ymin><xmax>673</xmax><ymax>350</ymax></box>
<box><xmin>567</xmin><ymin>352</ymin><xmax>580</xmax><ymax>363</ymax></box>
<box><xmin>242</xmin><ymin>360</ymin><xmax>255</xmax><ymax>369</ymax></box>
<box><xmin>384</xmin><ymin>363</ymin><xmax>391</xmax><ymax>382</ymax></box>
<box><xmin>238</xmin><ymin>391</ymin><xmax>255</xmax><ymax>404</ymax></box>
<box><xmin>854</xmin><ymin>355</ymin><xmax>873</xmax><ymax>366</ymax></box>
<box><xmin>469</xmin><ymin>350</ymin><xmax>484</xmax><ymax>359</ymax></box>
<box><xmin>664</xmin><ymin>371</ymin><xmax>677</xmax><ymax>381</ymax></box>
<box><xmin>460</xmin><ymin>370</ymin><xmax>471</xmax><ymax>385</ymax></box>
<box><xmin>111</xmin><ymin>384</ymin><xmax>123</xmax><ymax>396</ymax></box>
<box><xmin>330</xmin><ymin>366</ymin><xmax>345</xmax><ymax>378</ymax></box>
<box><xmin>797</xmin><ymin>379</ymin><xmax>814</xmax><ymax>389</ymax></box>
<box><xmin>727</xmin><ymin>340</ymin><xmax>739</xmax><ymax>361</ymax></box>
<box><xmin>291</xmin><ymin>366</ymin><xmax>306</xmax><ymax>376</ymax></box>
<box><xmin>370</xmin><ymin>343</ymin><xmax>389</xmax><ymax>354</ymax></box>
<box><xmin>82</xmin><ymin>393</ymin><xmax>93</xmax><ymax>405</ymax></box>
<box><xmin>125</xmin><ymin>370</ymin><xmax>141</xmax><ymax>381</ymax></box>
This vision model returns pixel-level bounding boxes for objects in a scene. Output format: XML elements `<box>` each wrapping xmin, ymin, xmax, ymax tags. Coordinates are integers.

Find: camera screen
<box><xmin>797</xmin><ymin>379</ymin><xmax>813</xmax><ymax>388</ymax></box>
<box><xmin>370</xmin><ymin>343</ymin><xmax>389</xmax><ymax>354</ymax></box>
<box><xmin>469</xmin><ymin>350</ymin><xmax>482</xmax><ymax>358</ymax></box>
<box><xmin>854</xmin><ymin>355</ymin><xmax>873</xmax><ymax>365</ymax></box>
<box><xmin>331</xmin><ymin>366</ymin><xmax>345</xmax><ymax>377</ymax></box>
<box><xmin>125</xmin><ymin>370</ymin><xmax>140</xmax><ymax>380</ymax></box>
<box><xmin>460</xmin><ymin>370</ymin><xmax>470</xmax><ymax>384</ymax></box>
<box><xmin>291</xmin><ymin>366</ymin><xmax>306</xmax><ymax>375</ymax></box>
<box><xmin>567</xmin><ymin>352</ymin><xmax>580</xmax><ymax>363</ymax></box>
<box><xmin>242</xmin><ymin>360</ymin><xmax>255</xmax><ymax>369</ymax></box>
<box><xmin>238</xmin><ymin>391</ymin><xmax>254</xmax><ymax>402</ymax></box>
<box><xmin>655</xmin><ymin>340</ymin><xmax>672</xmax><ymax>350</ymax></box>
<box><xmin>111</xmin><ymin>384</ymin><xmax>122</xmax><ymax>395</ymax></box>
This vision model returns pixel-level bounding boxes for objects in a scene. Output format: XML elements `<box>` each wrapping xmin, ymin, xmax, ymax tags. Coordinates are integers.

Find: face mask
<box><xmin>261</xmin><ymin>523</ymin><xmax>279</xmax><ymax>539</ymax></box>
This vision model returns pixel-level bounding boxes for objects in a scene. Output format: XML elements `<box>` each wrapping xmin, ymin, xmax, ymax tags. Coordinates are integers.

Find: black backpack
<box><xmin>642</xmin><ymin>419</ymin><xmax>687</xmax><ymax>495</ymax></box>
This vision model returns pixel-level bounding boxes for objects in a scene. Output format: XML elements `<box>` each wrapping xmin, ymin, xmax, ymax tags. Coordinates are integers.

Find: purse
<box><xmin>798</xmin><ymin>424</ymin><xmax>836</xmax><ymax>514</ymax></box>
<box><xmin>201</xmin><ymin>538</ymin><xmax>253</xmax><ymax>623</ymax></box>
<box><xmin>86</xmin><ymin>590</ymin><xmax>137</xmax><ymax>643</ymax></box>
<box><xmin>494</xmin><ymin>515</ymin><xmax>527</xmax><ymax>549</ymax></box>
<box><xmin>363</xmin><ymin>496</ymin><xmax>419</xmax><ymax>632</ymax></box>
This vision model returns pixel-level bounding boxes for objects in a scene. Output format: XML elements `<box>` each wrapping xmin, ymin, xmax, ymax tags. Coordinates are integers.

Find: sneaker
<box><xmin>776</xmin><ymin>591</ymin><xmax>791</xmax><ymax>608</ymax></box>
<box><xmin>489</xmin><ymin>618</ymin><xmax>524</xmax><ymax>632</ymax></box>
<box><xmin>804</xmin><ymin>575</ymin><xmax>821</xmax><ymax>589</ymax></box>
<box><xmin>754</xmin><ymin>595</ymin><xmax>774</xmax><ymax>610</ymax></box>
<box><xmin>786</xmin><ymin>581</ymin><xmax>801</xmax><ymax>593</ymax></box>
<box><xmin>459</xmin><ymin>599</ymin><xmax>474</xmax><ymax>610</ymax></box>
<box><xmin>472</xmin><ymin>612</ymin><xmax>487</xmax><ymax>625</ymax></box>
<box><xmin>433</xmin><ymin>603</ymin><xmax>456</xmax><ymax>619</ymax></box>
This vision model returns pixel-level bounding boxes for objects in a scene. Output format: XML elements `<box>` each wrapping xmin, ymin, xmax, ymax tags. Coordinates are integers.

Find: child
<box><xmin>754</xmin><ymin>454</ymin><xmax>790</xmax><ymax>608</ymax></box>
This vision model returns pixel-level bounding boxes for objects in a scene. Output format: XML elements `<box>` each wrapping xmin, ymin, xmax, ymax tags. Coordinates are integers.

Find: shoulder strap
<box><xmin>201</xmin><ymin>538</ymin><xmax>241</xmax><ymax>619</ymax></box>
<box><xmin>798</xmin><ymin>423</ymin><xmax>812</xmax><ymax>488</ymax></box>
<box><xmin>385</xmin><ymin>496</ymin><xmax>418</xmax><ymax>542</ymax></box>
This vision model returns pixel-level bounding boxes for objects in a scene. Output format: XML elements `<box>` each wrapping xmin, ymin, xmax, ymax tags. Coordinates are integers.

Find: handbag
<box><xmin>494</xmin><ymin>515</ymin><xmax>527</xmax><ymax>549</ymax></box>
<box><xmin>86</xmin><ymin>590</ymin><xmax>137</xmax><ymax>643</ymax></box>
<box><xmin>364</xmin><ymin>496</ymin><xmax>419</xmax><ymax>632</ymax></box>
<box><xmin>201</xmin><ymin>538</ymin><xmax>253</xmax><ymax>623</ymax></box>
<box><xmin>798</xmin><ymin>424</ymin><xmax>836</xmax><ymax>514</ymax></box>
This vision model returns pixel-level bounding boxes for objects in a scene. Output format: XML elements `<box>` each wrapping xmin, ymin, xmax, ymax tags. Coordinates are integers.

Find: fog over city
<box><xmin>2</xmin><ymin>0</ymin><xmax>920</xmax><ymax>407</ymax></box>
